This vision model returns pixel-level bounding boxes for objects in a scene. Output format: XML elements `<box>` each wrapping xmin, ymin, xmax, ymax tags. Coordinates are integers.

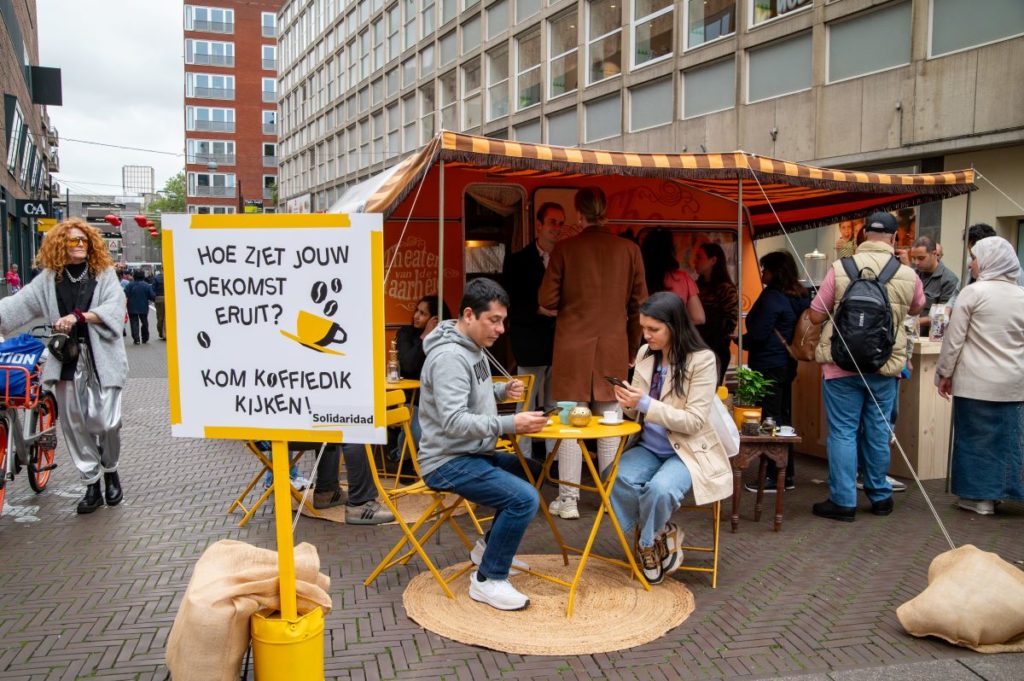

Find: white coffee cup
<box><xmin>603</xmin><ymin>410</ymin><xmax>622</xmax><ymax>424</ymax></box>
<box><xmin>777</xmin><ymin>425</ymin><xmax>796</xmax><ymax>436</ymax></box>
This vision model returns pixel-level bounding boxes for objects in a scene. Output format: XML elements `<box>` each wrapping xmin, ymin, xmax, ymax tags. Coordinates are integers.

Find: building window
<box><xmin>421</xmin><ymin>83</ymin><xmax>436</xmax><ymax>142</ymax></box>
<box><xmin>682</xmin><ymin>57</ymin><xmax>734</xmax><ymax>118</ymax></box>
<box><xmin>402</xmin><ymin>58</ymin><xmax>417</xmax><ymax>88</ymax></box>
<box><xmin>185</xmin><ymin>5</ymin><xmax>234</xmax><ymax>33</ymax></box>
<box><xmin>262</xmin><ymin>77</ymin><xmax>277</xmax><ymax>103</ymax></box>
<box><xmin>463</xmin><ymin>15</ymin><xmax>481</xmax><ymax>52</ymax></box>
<box><xmin>372</xmin><ymin>111</ymin><xmax>384</xmax><ymax>162</ymax></box>
<box><xmin>263</xmin><ymin>143</ymin><xmax>277</xmax><ymax>167</ymax></box>
<box><xmin>549</xmin><ymin>10</ymin><xmax>578</xmax><ymax>99</ymax></box>
<box><xmin>261</xmin><ymin>45</ymin><xmax>276</xmax><ymax>70</ymax></box>
<box><xmin>513</xmin><ymin>118</ymin><xmax>541</xmax><ymax>143</ymax></box>
<box><xmin>487</xmin><ymin>45</ymin><xmax>510</xmax><ymax>121</ymax></box>
<box><xmin>440</xmin><ymin>31</ymin><xmax>458</xmax><ymax>65</ymax></box>
<box><xmin>187</xmin><ymin>139</ymin><xmax>236</xmax><ymax>164</ymax></box>
<box><xmin>629</xmin><ymin>76</ymin><xmax>672</xmax><ymax>130</ymax></box>
<box><xmin>262</xmin><ymin>110</ymin><xmax>277</xmax><ymax>134</ymax></box>
<box><xmin>747</xmin><ymin>32</ymin><xmax>811</xmax><ymax>103</ymax></box>
<box><xmin>421</xmin><ymin>43</ymin><xmax>435</xmax><ymax>75</ymax></box>
<box><xmin>387</xmin><ymin>5</ymin><xmax>401</xmax><ymax>61</ymax></box>
<box><xmin>422</xmin><ymin>0</ymin><xmax>436</xmax><ymax>35</ymax></box>
<box><xmin>186</xmin><ymin>39</ymin><xmax>235</xmax><ymax>67</ymax></box>
<box><xmin>187</xmin><ymin>106</ymin><xmax>236</xmax><ymax>132</ymax></box>
<box><xmin>463</xmin><ymin>57</ymin><xmax>483</xmax><ymax>130</ymax></box>
<box><xmin>547</xmin><ymin>107</ymin><xmax>577</xmax><ymax>146</ymax></box>
<box><xmin>930</xmin><ymin>0</ymin><xmax>1024</xmax><ymax>57</ymax></box>
<box><xmin>516</xmin><ymin>30</ymin><xmax>541</xmax><ymax>110</ymax></box>
<box><xmin>261</xmin><ymin>11</ymin><xmax>277</xmax><ymax>37</ymax></box>
<box><xmin>440</xmin><ymin>71</ymin><xmax>458</xmax><ymax>130</ymax></box>
<box><xmin>187</xmin><ymin>73</ymin><xmax>235</xmax><ymax>99</ymax></box>
<box><xmin>585</xmin><ymin>92</ymin><xmax>620</xmax><ymax>141</ymax></box>
<box><xmin>828</xmin><ymin>2</ymin><xmax>910</xmax><ymax>83</ymax></box>
<box><xmin>631</xmin><ymin>0</ymin><xmax>672</xmax><ymax>68</ymax></box>
<box><xmin>387</xmin><ymin>103</ymin><xmax>400</xmax><ymax>158</ymax></box>
<box><xmin>189</xmin><ymin>205</ymin><xmax>237</xmax><ymax>214</ymax></box>
<box><xmin>750</xmin><ymin>0</ymin><xmax>810</xmax><ymax>27</ymax></box>
<box><xmin>359</xmin><ymin>30</ymin><xmax>371</xmax><ymax>79</ymax></box>
<box><xmin>516</xmin><ymin>0</ymin><xmax>541</xmax><ymax>22</ymax></box>
<box><xmin>404</xmin><ymin>0</ymin><xmax>418</xmax><ymax>49</ymax></box>
<box><xmin>5</xmin><ymin>103</ymin><xmax>24</xmax><ymax>174</ymax></box>
<box><xmin>587</xmin><ymin>0</ymin><xmax>622</xmax><ymax>84</ymax></box>
<box><xmin>487</xmin><ymin>0</ymin><xmax>509</xmax><ymax>39</ymax></box>
<box><xmin>372</xmin><ymin>18</ymin><xmax>385</xmax><ymax>70</ymax></box>
<box><xmin>188</xmin><ymin>171</ymin><xmax>237</xmax><ymax>197</ymax></box>
<box><xmin>403</xmin><ymin>94</ymin><xmax>418</xmax><ymax>150</ymax></box>
<box><xmin>263</xmin><ymin>175</ymin><xmax>277</xmax><ymax>200</ymax></box>
<box><xmin>685</xmin><ymin>0</ymin><xmax>734</xmax><ymax>49</ymax></box>
<box><xmin>442</xmin><ymin>0</ymin><xmax>458</xmax><ymax>24</ymax></box>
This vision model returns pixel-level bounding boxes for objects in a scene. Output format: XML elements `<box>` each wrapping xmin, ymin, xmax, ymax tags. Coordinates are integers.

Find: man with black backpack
<box><xmin>807</xmin><ymin>212</ymin><xmax>924</xmax><ymax>522</ymax></box>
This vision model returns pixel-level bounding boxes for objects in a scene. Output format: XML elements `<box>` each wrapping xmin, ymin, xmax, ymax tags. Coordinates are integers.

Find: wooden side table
<box><xmin>731</xmin><ymin>434</ymin><xmax>802</xmax><ymax>532</ymax></box>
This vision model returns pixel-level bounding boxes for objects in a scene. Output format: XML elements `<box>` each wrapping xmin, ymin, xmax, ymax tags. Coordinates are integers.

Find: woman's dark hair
<box><xmin>640</xmin><ymin>291</ymin><xmax>709</xmax><ymax>398</ymax></box>
<box><xmin>759</xmin><ymin>250</ymin><xmax>805</xmax><ymax>297</ymax></box>
<box><xmin>698</xmin><ymin>242</ymin><xmax>732</xmax><ymax>286</ymax></box>
<box><xmin>418</xmin><ymin>294</ymin><xmax>452</xmax><ymax>320</ymax></box>
<box><xmin>459</xmin><ymin>277</ymin><xmax>510</xmax><ymax>317</ymax></box>
<box><xmin>640</xmin><ymin>228</ymin><xmax>678</xmax><ymax>295</ymax></box>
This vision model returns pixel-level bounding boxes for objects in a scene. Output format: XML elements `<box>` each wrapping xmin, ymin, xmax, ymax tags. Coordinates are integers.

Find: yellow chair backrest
<box><xmin>492</xmin><ymin>374</ymin><xmax>535</xmax><ymax>411</ymax></box>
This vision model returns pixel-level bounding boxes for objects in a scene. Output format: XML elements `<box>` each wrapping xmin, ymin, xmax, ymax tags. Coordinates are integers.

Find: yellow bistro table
<box><xmin>510</xmin><ymin>416</ymin><xmax>648</xmax><ymax>617</ymax></box>
<box><xmin>386</xmin><ymin>377</ymin><xmax>420</xmax><ymax>401</ymax></box>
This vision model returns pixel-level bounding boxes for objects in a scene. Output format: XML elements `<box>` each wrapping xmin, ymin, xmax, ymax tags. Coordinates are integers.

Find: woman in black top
<box><xmin>394</xmin><ymin>295</ymin><xmax>450</xmax><ymax>446</ymax></box>
<box><xmin>693</xmin><ymin>242</ymin><xmax>739</xmax><ymax>385</ymax></box>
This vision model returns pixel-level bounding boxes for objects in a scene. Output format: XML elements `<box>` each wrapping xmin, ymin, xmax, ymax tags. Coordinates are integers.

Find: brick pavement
<box><xmin>1</xmin><ymin>325</ymin><xmax>1022</xmax><ymax>680</ymax></box>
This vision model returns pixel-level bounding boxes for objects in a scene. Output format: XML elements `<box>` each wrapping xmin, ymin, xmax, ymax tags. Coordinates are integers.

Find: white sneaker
<box><xmin>292</xmin><ymin>475</ymin><xmax>312</xmax><ymax>491</ymax></box>
<box><xmin>548</xmin><ymin>496</ymin><xmax>580</xmax><ymax>519</ymax></box>
<box><xmin>468</xmin><ymin>571</ymin><xmax>530</xmax><ymax>611</ymax></box>
<box><xmin>957</xmin><ymin>498</ymin><xmax>995</xmax><ymax>515</ymax></box>
<box><xmin>469</xmin><ymin>539</ymin><xmax>530</xmax><ymax>576</ymax></box>
<box><xmin>856</xmin><ymin>475</ymin><xmax>907</xmax><ymax>492</ymax></box>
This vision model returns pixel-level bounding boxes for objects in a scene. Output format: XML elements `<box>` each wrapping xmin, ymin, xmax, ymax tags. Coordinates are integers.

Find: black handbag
<box><xmin>47</xmin><ymin>332</ymin><xmax>79</xmax><ymax>363</ymax></box>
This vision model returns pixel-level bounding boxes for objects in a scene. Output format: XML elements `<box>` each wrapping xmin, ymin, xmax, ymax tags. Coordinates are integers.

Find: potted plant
<box><xmin>732</xmin><ymin>366</ymin><xmax>775</xmax><ymax>431</ymax></box>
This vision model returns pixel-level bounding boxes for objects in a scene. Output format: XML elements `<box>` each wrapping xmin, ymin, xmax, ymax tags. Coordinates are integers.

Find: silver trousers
<box><xmin>53</xmin><ymin>377</ymin><xmax>122</xmax><ymax>484</ymax></box>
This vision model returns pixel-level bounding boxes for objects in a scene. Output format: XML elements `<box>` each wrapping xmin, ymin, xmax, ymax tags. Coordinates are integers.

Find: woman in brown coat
<box><xmin>538</xmin><ymin>187</ymin><xmax>647</xmax><ymax>518</ymax></box>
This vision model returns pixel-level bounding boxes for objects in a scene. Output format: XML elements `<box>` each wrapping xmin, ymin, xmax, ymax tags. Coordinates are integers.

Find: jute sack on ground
<box><xmin>897</xmin><ymin>544</ymin><xmax>1024</xmax><ymax>653</ymax></box>
<box><xmin>166</xmin><ymin>539</ymin><xmax>332</xmax><ymax>681</ymax></box>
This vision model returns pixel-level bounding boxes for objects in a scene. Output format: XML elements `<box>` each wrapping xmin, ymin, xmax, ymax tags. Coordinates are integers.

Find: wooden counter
<box><xmin>790</xmin><ymin>339</ymin><xmax>951</xmax><ymax>480</ymax></box>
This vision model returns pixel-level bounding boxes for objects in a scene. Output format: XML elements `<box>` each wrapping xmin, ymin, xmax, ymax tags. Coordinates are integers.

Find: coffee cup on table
<box><xmin>777</xmin><ymin>425</ymin><xmax>796</xmax><ymax>437</ymax></box>
<box><xmin>603</xmin><ymin>410</ymin><xmax>622</xmax><ymax>424</ymax></box>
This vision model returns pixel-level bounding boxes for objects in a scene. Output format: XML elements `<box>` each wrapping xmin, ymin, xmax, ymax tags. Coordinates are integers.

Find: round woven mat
<box><xmin>403</xmin><ymin>554</ymin><xmax>694</xmax><ymax>655</ymax></box>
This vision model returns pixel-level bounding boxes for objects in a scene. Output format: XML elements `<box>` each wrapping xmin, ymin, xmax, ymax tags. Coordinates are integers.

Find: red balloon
<box><xmin>145</xmin><ymin>219</ymin><xmax>155</xmax><ymax>228</ymax></box>
<box><xmin>104</xmin><ymin>214</ymin><xmax>122</xmax><ymax>227</ymax></box>
<box><xmin>134</xmin><ymin>214</ymin><xmax>147</xmax><ymax>228</ymax></box>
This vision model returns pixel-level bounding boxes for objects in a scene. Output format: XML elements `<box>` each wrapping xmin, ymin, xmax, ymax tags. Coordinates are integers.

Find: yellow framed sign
<box><xmin>162</xmin><ymin>213</ymin><xmax>386</xmax><ymax>444</ymax></box>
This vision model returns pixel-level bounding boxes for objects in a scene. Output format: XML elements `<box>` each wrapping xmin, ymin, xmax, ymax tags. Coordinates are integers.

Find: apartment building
<box><xmin>276</xmin><ymin>0</ymin><xmax>1024</xmax><ymax>265</ymax></box>
<box><xmin>183</xmin><ymin>1</ymin><xmax>282</xmax><ymax>215</ymax></box>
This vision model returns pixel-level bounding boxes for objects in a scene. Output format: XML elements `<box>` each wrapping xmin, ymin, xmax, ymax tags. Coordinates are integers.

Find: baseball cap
<box><xmin>863</xmin><ymin>211</ymin><xmax>897</xmax><ymax>233</ymax></box>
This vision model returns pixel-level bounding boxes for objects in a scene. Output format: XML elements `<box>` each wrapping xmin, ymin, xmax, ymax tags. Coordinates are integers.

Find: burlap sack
<box><xmin>897</xmin><ymin>544</ymin><xmax>1024</xmax><ymax>653</ymax></box>
<box><xmin>165</xmin><ymin>540</ymin><xmax>332</xmax><ymax>681</ymax></box>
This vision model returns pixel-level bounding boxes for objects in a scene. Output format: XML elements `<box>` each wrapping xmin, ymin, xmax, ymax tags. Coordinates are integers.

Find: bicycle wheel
<box><xmin>0</xmin><ymin>418</ymin><xmax>8</xmax><ymax>513</ymax></box>
<box><xmin>28</xmin><ymin>392</ymin><xmax>58</xmax><ymax>493</ymax></box>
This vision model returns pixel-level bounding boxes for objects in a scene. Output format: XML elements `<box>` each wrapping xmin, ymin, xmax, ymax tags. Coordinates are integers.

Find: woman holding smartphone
<box><xmin>609</xmin><ymin>292</ymin><xmax>733</xmax><ymax>585</ymax></box>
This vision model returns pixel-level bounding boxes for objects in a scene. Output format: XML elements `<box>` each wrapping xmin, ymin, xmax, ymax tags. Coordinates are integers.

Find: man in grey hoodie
<box><xmin>418</xmin><ymin>278</ymin><xmax>548</xmax><ymax>611</ymax></box>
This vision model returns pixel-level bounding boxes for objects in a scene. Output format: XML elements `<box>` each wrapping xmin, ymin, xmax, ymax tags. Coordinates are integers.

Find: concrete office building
<box><xmin>1</xmin><ymin>0</ymin><xmax>61</xmax><ymax>276</ymax></box>
<box><xmin>183</xmin><ymin>1</ymin><xmax>282</xmax><ymax>215</ymax></box>
<box><xmin>276</xmin><ymin>0</ymin><xmax>1024</xmax><ymax>268</ymax></box>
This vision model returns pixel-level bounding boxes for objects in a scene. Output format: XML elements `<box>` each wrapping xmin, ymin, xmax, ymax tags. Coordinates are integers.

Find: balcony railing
<box><xmin>192</xmin><ymin>86</ymin><xmax>235</xmax><ymax>100</ymax></box>
<box><xmin>193</xmin><ymin>53</ymin><xmax>234</xmax><ymax>67</ymax></box>
<box><xmin>262</xmin><ymin>155</ymin><xmax>277</xmax><ymax>167</ymax></box>
<box><xmin>47</xmin><ymin>153</ymin><xmax>60</xmax><ymax>172</ymax></box>
<box><xmin>193</xmin><ymin>120</ymin><xmax>236</xmax><ymax>133</ymax></box>
<box><xmin>189</xmin><ymin>152</ymin><xmax>236</xmax><ymax>166</ymax></box>
<box><xmin>192</xmin><ymin>20</ymin><xmax>234</xmax><ymax>34</ymax></box>
<box><xmin>262</xmin><ymin>122</ymin><xmax>277</xmax><ymax>135</ymax></box>
<box><xmin>262</xmin><ymin>25</ymin><xmax>277</xmax><ymax>37</ymax></box>
<box><xmin>262</xmin><ymin>58</ymin><xmax>277</xmax><ymax>71</ymax></box>
<box><xmin>191</xmin><ymin>186</ymin><xmax>237</xmax><ymax>198</ymax></box>
<box><xmin>262</xmin><ymin>89</ymin><xmax>277</xmax><ymax>103</ymax></box>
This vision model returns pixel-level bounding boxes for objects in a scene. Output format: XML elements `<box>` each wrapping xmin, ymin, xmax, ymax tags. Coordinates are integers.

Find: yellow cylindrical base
<box><xmin>251</xmin><ymin>607</ymin><xmax>325</xmax><ymax>681</ymax></box>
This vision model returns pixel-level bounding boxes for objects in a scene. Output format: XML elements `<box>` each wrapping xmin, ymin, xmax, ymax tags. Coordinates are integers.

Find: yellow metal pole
<box><xmin>270</xmin><ymin>440</ymin><xmax>298</xmax><ymax>621</ymax></box>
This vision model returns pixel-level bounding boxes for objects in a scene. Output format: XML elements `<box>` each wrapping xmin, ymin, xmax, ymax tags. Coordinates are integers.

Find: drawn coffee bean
<box><xmin>330</xmin><ymin>278</ymin><xmax>342</xmax><ymax>293</ymax></box>
<box><xmin>197</xmin><ymin>331</ymin><xmax>211</xmax><ymax>348</ymax></box>
<box><xmin>311</xmin><ymin>281</ymin><xmax>328</xmax><ymax>304</ymax></box>
<box><xmin>323</xmin><ymin>300</ymin><xmax>338</xmax><ymax>316</ymax></box>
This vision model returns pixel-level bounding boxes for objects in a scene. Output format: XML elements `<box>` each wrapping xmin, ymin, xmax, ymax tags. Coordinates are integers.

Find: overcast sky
<box><xmin>38</xmin><ymin>1</ymin><xmax>184</xmax><ymax>196</ymax></box>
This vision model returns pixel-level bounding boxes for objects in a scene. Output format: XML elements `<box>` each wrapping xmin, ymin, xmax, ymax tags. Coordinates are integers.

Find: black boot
<box><xmin>77</xmin><ymin>482</ymin><xmax>104</xmax><ymax>514</ymax></box>
<box><xmin>103</xmin><ymin>471</ymin><xmax>123</xmax><ymax>506</ymax></box>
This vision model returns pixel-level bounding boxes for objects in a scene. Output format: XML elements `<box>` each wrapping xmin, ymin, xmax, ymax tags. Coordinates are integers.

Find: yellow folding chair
<box><xmin>363</xmin><ymin>390</ymin><xmax>422</xmax><ymax>490</ymax></box>
<box><xmin>364</xmin><ymin>394</ymin><xmax>475</xmax><ymax>598</ymax></box>
<box><xmin>226</xmin><ymin>441</ymin><xmax>322</xmax><ymax>527</ymax></box>
<box><xmin>673</xmin><ymin>500</ymin><xmax>722</xmax><ymax>588</ymax></box>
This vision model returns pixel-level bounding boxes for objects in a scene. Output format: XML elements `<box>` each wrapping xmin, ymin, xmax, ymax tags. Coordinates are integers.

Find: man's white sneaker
<box><xmin>469</xmin><ymin>538</ymin><xmax>530</xmax><ymax>576</ymax></box>
<box><xmin>957</xmin><ymin>498</ymin><xmax>995</xmax><ymax>515</ymax></box>
<box><xmin>548</xmin><ymin>496</ymin><xmax>580</xmax><ymax>519</ymax></box>
<box><xmin>856</xmin><ymin>475</ymin><xmax>907</xmax><ymax>492</ymax></box>
<box><xmin>468</xmin><ymin>571</ymin><xmax>530</xmax><ymax>610</ymax></box>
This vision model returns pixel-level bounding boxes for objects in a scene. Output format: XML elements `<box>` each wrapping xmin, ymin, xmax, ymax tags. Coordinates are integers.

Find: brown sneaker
<box><xmin>313</xmin><ymin>488</ymin><xmax>347</xmax><ymax>510</ymax></box>
<box><xmin>637</xmin><ymin>545</ymin><xmax>664</xmax><ymax>585</ymax></box>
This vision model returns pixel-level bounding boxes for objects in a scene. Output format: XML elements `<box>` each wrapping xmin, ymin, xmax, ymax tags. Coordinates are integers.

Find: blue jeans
<box><xmin>609</xmin><ymin>446</ymin><xmax>693</xmax><ymax>548</ymax></box>
<box><xmin>822</xmin><ymin>375</ymin><xmax>897</xmax><ymax>507</ymax></box>
<box><xmin>423</xmin><ymin>452</ymin><xmax>540</xmax><ymax>580</ymax></box>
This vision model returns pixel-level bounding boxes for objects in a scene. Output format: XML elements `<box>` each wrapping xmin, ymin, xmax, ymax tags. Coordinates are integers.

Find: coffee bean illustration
<box><xmin>311</xmin><ymin>281</ymin><xmax>328</xmax><ymax>304</ymax></box>
<box><xmin>197</xmin><ymin>331</ymin><xmax>211</xmax><ymax>348</ymax></box>
<box><xmin>323</xmin><ymin>300</ymin><xmax>338</xmax><ymax>316</ymax></box>
<box><xmin>331</xmin><ymin>278</ymin><xmax>342</xmax><ymax>293</ymax></box>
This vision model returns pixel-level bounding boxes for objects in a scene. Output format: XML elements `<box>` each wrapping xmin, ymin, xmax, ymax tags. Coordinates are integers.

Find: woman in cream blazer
<box><xmin>611</xmin><ymin>292</ymin><xmax>733</xmax><ymax>585</ymax></box>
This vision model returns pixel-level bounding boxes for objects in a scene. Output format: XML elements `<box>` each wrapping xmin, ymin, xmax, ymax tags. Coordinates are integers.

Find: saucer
<box><xmin>599</xmin><ymin>418</ymin><xmax>624</xmax><ymax>426</ymax></box>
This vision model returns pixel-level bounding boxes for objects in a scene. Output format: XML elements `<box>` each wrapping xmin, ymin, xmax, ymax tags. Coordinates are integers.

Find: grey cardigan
<box><xmin>0</xmin><ymin>268</ymin><xmax>129</xmax><ymax>388</ymax></box>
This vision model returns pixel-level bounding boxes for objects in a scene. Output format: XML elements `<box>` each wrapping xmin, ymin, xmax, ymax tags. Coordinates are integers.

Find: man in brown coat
<box><xmin>538</xmin><ymin>186</ymin><xmax>647</xmax><ymax>518</ymax></box>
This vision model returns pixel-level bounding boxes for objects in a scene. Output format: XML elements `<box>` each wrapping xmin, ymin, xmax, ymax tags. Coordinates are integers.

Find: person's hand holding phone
<box><xmin>514</xmin><ymin>411</ymin><xmax>548</xmax><ymax>433</ymax></box>
<box><xmin>612</xmin><ymin>380</ymin><xmax>643</xmax><ymax>409</ymax></box>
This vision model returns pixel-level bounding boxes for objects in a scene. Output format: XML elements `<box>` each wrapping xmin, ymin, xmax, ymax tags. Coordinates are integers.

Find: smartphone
<box><xmin>604</xmin><ymin>375</ymin><xmax>629</xmax><ymax>389</ymax></box>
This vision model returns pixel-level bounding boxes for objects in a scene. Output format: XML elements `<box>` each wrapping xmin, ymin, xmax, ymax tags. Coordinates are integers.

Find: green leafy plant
<box><xmin>734</xmin><ymin>366</ymin><xmax>775</xmax><ymax>407</ymax></box>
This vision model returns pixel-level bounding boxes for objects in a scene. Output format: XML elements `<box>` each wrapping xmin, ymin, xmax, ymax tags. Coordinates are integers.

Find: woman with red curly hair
<box><xmin>0</xmin><ymin>218</ymin><xmax>129</xmax><ymax>514</ymax></box>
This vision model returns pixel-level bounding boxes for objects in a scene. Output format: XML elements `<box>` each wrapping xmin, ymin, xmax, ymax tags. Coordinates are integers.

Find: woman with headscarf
<box><xmin>936</xmin><ymin>236</ymin><xmax>1024</xmax><ymax>515</ymax></box>
<box><xmin>0</xmin><ymin>218</ymin><xmax>129</xmax><ymax>514</ymax></box>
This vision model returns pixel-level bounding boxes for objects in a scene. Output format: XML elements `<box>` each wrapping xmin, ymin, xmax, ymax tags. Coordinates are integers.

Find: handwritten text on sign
<box><xmin>165</xmin><ymin>213</ymin><xmax>385</xmax><ymax>443</ymax></box>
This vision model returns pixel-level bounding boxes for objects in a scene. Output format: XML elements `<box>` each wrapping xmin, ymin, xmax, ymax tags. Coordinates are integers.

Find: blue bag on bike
<box><xmin>0</xmin><ymin>333</ymin><xmax>46</xmax><ymax>400</ymax></box>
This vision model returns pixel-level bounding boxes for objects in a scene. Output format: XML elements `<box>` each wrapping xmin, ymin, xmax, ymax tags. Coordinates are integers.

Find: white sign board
<box><xmin>163</xmin><ymin>213</ymin><xmax>386</xmax><ymax>444</ymax></box>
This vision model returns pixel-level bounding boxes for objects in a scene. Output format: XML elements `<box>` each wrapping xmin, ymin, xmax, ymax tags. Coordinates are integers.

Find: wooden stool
<box><xmin>730</xmin><ymin>434</ymin><xmax>802</xmax><ymax>532</ymax></box>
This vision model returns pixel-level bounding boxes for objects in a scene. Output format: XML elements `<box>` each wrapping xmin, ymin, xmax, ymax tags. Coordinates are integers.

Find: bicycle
<box><xmin>0</xmin><ymin>326</ymin><xmax>59</xmax><ymax>516</ymax></box>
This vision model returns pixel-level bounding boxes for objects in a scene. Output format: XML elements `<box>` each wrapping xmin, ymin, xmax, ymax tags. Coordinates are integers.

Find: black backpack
<box><xmin>831</xmin><ymin>256</ymin><xmax>901</xmax><ymax>373</ymax></box>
